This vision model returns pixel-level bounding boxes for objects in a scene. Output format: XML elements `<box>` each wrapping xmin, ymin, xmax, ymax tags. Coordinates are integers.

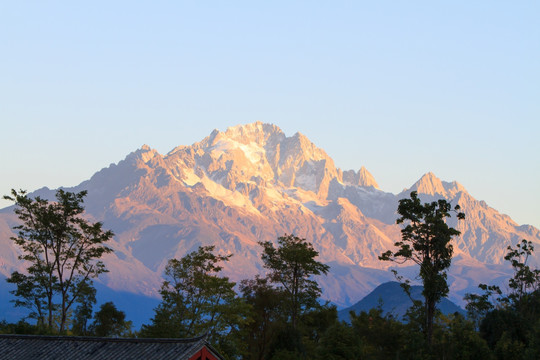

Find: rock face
<box><xmin>0</xmin><ymin>121</ymin><xmax>538</xmax><ymax>307</ymax></box>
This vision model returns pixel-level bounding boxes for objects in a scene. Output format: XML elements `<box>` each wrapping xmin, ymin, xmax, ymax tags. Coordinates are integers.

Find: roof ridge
<box><xmin>0</xmin><ymin>333</ymin><xmax>209</xmax><ymax>344</ymax></box>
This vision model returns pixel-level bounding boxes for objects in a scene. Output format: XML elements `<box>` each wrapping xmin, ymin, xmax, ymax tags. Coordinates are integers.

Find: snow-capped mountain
<box><xmin>0</xmin><ymin>122</ymin><xmax>538</xmax><ymax>307</ymax></box>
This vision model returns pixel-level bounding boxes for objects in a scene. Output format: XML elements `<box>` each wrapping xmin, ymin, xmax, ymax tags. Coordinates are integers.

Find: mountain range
<box><xmin>1</xmin><ymin>122</ymin><xmax>538</xmax><ymax>318</ymax></box>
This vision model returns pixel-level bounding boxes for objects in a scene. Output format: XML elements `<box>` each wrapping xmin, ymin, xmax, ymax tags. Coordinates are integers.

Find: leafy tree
<box><xmin>6</xmin><ymin>270</ymin><xmax>50</xmax><ymax>328</ymax></box>
<box><xmin>433</xmin><ymin>313</ymin><xmax>492</xmax><ymax>360</ymax></box>
<box><xmin>524</xmin><ymin>318</ymin><xmax>540</xmax><ymax>360</ymax></box>
<box><xmin>465</xmin><ymin>240</ymin><xmax>540</xmax><ymax>358</ymax></box>
<box><xmin>4</xmin><ymin>189</ymin><xmax>114</xmax><ymax>333</ymax></box>
<box><xmin>493</xmin><ymin>330</ymin><xmax>526</xmax><ymax>360</ymax></box>
<box><xmin>138</xmin><ymin>301</ymin><xmax>184</xmax><ymax>338</ymax></box>
<box><xmin>238</xmin><ymin>277</ymin><xmax>338</xmax><ymax>360</ymax></box>
<box><xmin>0</xmin><ymin>319</ymin><xmax>40</xmax><ymax>335</ymax></box>
<box><xmin>299</xmin><ymin>303</ymin><xmax>339</xmax><ymax>353</ymax></box>
<box><xmin>315</xmin><ymin>321</ymin><xmax>362</xmax><ymax>360</ymax></box>
<box><xmin>504</xmin><ymin>240</ymin><xmax>540</xmax><ymax>312</ymax></box>
<box><xmin>480</xmin><ymin>308</ymin><xmax>526</xmax><ymax>354</ymax></box>
<box><xmin>350</xmin><ymin>308</ymin><xmax>406</xmax><ymax>359</ymax></box>
<box><xmin>89</xmin><ymin>301</ymin><xmax>132</xmax><ymax>337</ymax></box>
<box><xmin>465</xmin><ymin>240</ymin><xmax>540</xmax><ymax>318</ymax></box>
<box><xmin>379</xmin><ymin>191</ymin><xmax>464</xmax><ymax>346</ymax></box>
<box><xmin>259</xmin><ymin>234</ymin><xmax>330</xmax><ymax>331</ymax></box>
<box><xmin>71</xmin><ymin>281</ymin><xmax>97</xmax><ymax>336</ymax></box>
<box><xmin>268</xmin><ymin>326</ymin><xmax>305</xmax><ymax>359</ymax></box>
<box><xmin>239</xmin><ymin>276</ymin><xmax>287</xmax><ymax>360</ymax></box>
<box><xmin>464</xmin><ymin>283</ymin><xmax>502</xmax><ymax>330</ymax></box>
<box><xmin>140</xmin><ymin>245</ymin><xmax>248</xmax><ymax>356</ymax></box>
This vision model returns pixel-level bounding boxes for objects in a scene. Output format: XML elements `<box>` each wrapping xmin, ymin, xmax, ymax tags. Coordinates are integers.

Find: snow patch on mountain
<box><xmin>181</xmin><ymin>168</ymin><xmax>201</xmax><ymax>187</ymax></box>
<box><xmin>0</xmin><ymin>122</ymin><xmax>538</xmax><ymax>308</ymax></box>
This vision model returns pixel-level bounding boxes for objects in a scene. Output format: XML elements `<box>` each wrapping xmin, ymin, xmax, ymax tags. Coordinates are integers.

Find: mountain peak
<box><xmin>341</xmin><ymin>166</ymin><xmax>379</xmax><ymax>188</ymax></box>
<box><xmin>408</xmin><ymin>172</ymin><xmax>466</xmax><ymax>198</ymax></box>
<box><xmin>2</xmin><ymin>122</ymin><xmax>540</xmax><ymax>317</ymax></box>
<box><xmin>221</xmin><ymin>122</ymin><xmax>285</xmax><ymax>146</ymax></box>
<box><xmin>126</xmin><ymin>145</ymin><xmax>160</xmax><ymax>164</ymax></box>
<box><xmin>410</xmin><ymin>172</ymin><xmax>446</xmax><ymax>196</ymax></box>
<box><xmin>358</xmin><ymin>166</ymin><xmax>379</xmax><ymax>188</ymax></box>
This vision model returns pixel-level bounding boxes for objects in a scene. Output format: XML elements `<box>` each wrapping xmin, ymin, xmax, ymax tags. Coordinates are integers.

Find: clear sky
<box><xmin>1</xmin><ymin>1</ymin><xmax>539</xmax><ymax>229</ymax></box>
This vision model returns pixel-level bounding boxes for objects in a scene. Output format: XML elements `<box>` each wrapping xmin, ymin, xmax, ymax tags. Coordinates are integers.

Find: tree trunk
<box><xmin>48</xmin><ymin>302</ymin><xmax>53</xmax><ymax>330</ymax></box>
<box><xmin>426</xmin><ymin>297</ymin><xmax>435</xmax><ymax>347</ymax></box>
<box><xmin>60</xmin><ymin>292</ymin><xmax>67</xmax><ymax>333</ymax></box>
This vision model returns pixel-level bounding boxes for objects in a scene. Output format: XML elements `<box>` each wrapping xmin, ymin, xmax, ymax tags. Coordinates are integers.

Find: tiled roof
<box><xmin>0</xmin><ymin>334</ymin><xmax>224</xmax><ymax>360</ymax></box>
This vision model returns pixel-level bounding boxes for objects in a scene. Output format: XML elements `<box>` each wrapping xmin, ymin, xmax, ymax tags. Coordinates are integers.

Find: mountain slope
<box><xmin>337</xmin><ymin>281</ymin><xmax>466</xmax><ymax>322</ymax></box>
<box><xmin>0</xmin><ymin>122</ymin><xmax>538</xmax><ymax>309</ymax></box>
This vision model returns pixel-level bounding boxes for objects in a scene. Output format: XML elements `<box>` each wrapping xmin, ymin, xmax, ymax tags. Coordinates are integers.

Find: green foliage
<box><xmin>466</xmin><ymin>240</ymin><xmax>540</xmax><ymax>315</ymax></box>
<box><xmin>504</xmin><ymin>240</ymin><xmax>540</xmax><ymax>310</ymax></box>
<box><xmin>259</xmin><ymin>234</ymin><xmax>330</xmax><ymax>331</ymax></box>
<box><xmin>0</xmin><ymin>319</ymin><xmax>41</xmax><ymax>335</ymax></box>
<box><xmin>432</xmin><ymin>313</ymin><xmax>492</xmax><ymax>360</ymax></box>
<box><xmin>238</xmin><ymin>276</ymin><xmax>287</xmax><ymax>360</ymax></box>
<box><xmin>315</xmin><ymin>321</ymin><xmax>362</xmax><ymax>360</ymax></box>
<box><xmin>138</xmin><ymin>301</ymin><xmax>184</xmax><ymax>338</ymax></box>
<box><xmin>249</xmin><ymin>305</ymin><xmax>495</xmax><ymax>360</ymax></box>
<box><xmin>6</xmin><ymin>270</ymin><xmax>50</xmax><ymax>327</ymax></box>
<box><xmin>379</xmin><ymin>191</ymin><xmax>464</xmax><ymax>347</ymax></box>
<box><xmin>524</xmin><ymin>318</ymin><xmax>540</xmax><ymax>360</ymax></box>
<box><xmin>286</xmin><ymin>303</ymin><xmax>337</xmax><ymax>358</ymax></box>
<box><xmin>494</xmin><ymin>331</ymin><xmax>526</xmax><ymax>360</ymax></box>
<box><xmin>269</xmin><ymin>348</ymin><xmax>304</xmax><ymax>360</ymax></box>
<box><xmin>300</xmin><ymin>304</ymin><xmax>338</xmax><ymax>346</ymax></box>
<box><xmin>71</xmin><ymin>281</ymin><xmax>97</xmax><ymax>336</ymax></box>
<box><xmin>350</xmin><ymin>308</ymin><xmax>406</xmax><ymax>359</ymax></box>
<box><xmin>268</xmin><ymin>325</ymin><xmax>305</xmax><ymax>359</ymax></box>
<box><xmin>481</xmin><ymin>308</ymin><xmax>525</xmax><ymax>354</ymax></box>
<box><xmin>464</xmin><ymin>240</ymin><xmax>540</xmax><ymax>359</ymax></box>
<box><xmin>232</xmin><ymin>235</ymin><xmax>332</xmax><ymax>359</ymax></box>
<box><xmin>464</xmin><ymin>283</ymin><xmax>501</xmax><ymax>330</ymax></box>
<box><xmin>4</xmin><ymin>189</ymin><xmax>114</xmax><ymax>333</ymax></box>
<box><xmin>89</xmin><ymin>301</ymin><xmax>132</xmax><ymax>337</ymax></box>
<box><xmin>140</xmin><ymin>245</ymin><xmax>248</xmax><ymax>357</ymax></box>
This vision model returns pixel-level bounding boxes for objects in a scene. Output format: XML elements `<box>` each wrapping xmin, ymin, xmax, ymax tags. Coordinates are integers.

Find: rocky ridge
<box><xmin>0</xmin><ymin>121</ymin><xmax>538</xmax><ymax>307</ymax></box>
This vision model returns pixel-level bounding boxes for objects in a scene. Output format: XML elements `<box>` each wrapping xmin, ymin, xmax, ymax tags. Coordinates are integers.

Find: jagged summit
<box><xmin>358</xmin><ymin>166</ymin><xmax>378</xmax><ymax>188</ymax></box>
<box><xmin>412</xmin><ymin>172</ymin><xmax>446</xmax><ymax>195</ymax></box>
<box><xmin>140</xmin><ymin>123</ymin><xmax>378</xmax><ymax>199</ymax></box>
<box><xmin>125</xmin><ymin>145</ymin><xmax>160</xmax><ymax>164</ymax></box>
<box><xmin>342</xmin><ymin>166</ymin><xmax>379</xmax><ymax>188</ymax></box>
<box><xmin>199</xmin><ymin>123</ymin><xmax>379</xmax><ymax>197</ymax></box>
<box><xmin>160</xmin><ymin>122</ymin><xmax>364</xmax><ymax>199</ymax></box>
<box><xmin>221</xmin><ymin>121</ymin><xmax>285</xmax><ymax>145</ymax></box>
<box><xmin>1</xmin><ymin>122</ymin><xmax>538</xmax><ymax>311</ymax></box>
<box><xmin>407</xmin><ymin>172</ymin><xmax>465</xmax><ymax>198</ymax></box>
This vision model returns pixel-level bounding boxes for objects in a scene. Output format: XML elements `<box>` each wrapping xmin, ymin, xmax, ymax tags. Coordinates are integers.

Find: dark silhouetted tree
<box><xmin>89</xmin><ymin>301</ymin><xmax>131</xmax><ymax>337</ymax></box>
<box><xmin>504</xmin><ymin>240</ymin><xmax>540</xmax><ymax>312</ymax></box>
<box><xmin>71</xmin><ymin>281</ymin><xmax>97</xmax><ymax>336</ymax></box>
<box><xmin>465</xmin><ymin>239</ymin><xmax>540</xmax><ymax>358</ymax></box>
<box><xmin>315</xmin><ymin>321</ymin><xmax>362</xmax><ymax>360</ymax></box>
<box><xmin>432</xmin><ymin>313</ymin><xmax>492</xmax><ymax>360</ymax></box>
<box><xmin>259</xmin><ymin>234</ymin><xmax>330</xmax><ymax>332</ymax></box>
<box><xmin>350</xmin><ymin>308</ymin><xmax>406</xmax><ymax>359</ymax></box>
<box><xmin>4</xmin><ymin>189</ymin><xmax>113</xmax><ymax>333</ymax></box>
<box><xmin>379</xmin><ymin>191</ymin><xmax>464</xmax><ymax>347</ymax></box>
<box><xmin>239</xmin><ymin>276</ymin><xmax>287</xmax><ymax>360</ymax></box>
<box><xmin>140</xmin><ymin>245</ymin><xmax>248</xmax><ymax>356</ymax></box>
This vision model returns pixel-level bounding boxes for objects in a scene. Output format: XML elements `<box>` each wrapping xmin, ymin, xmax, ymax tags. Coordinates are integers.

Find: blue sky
<box><xmin>1</xmin><ymin>1</ymin><xmax>539</xmax><ymax>228</ymax></box>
